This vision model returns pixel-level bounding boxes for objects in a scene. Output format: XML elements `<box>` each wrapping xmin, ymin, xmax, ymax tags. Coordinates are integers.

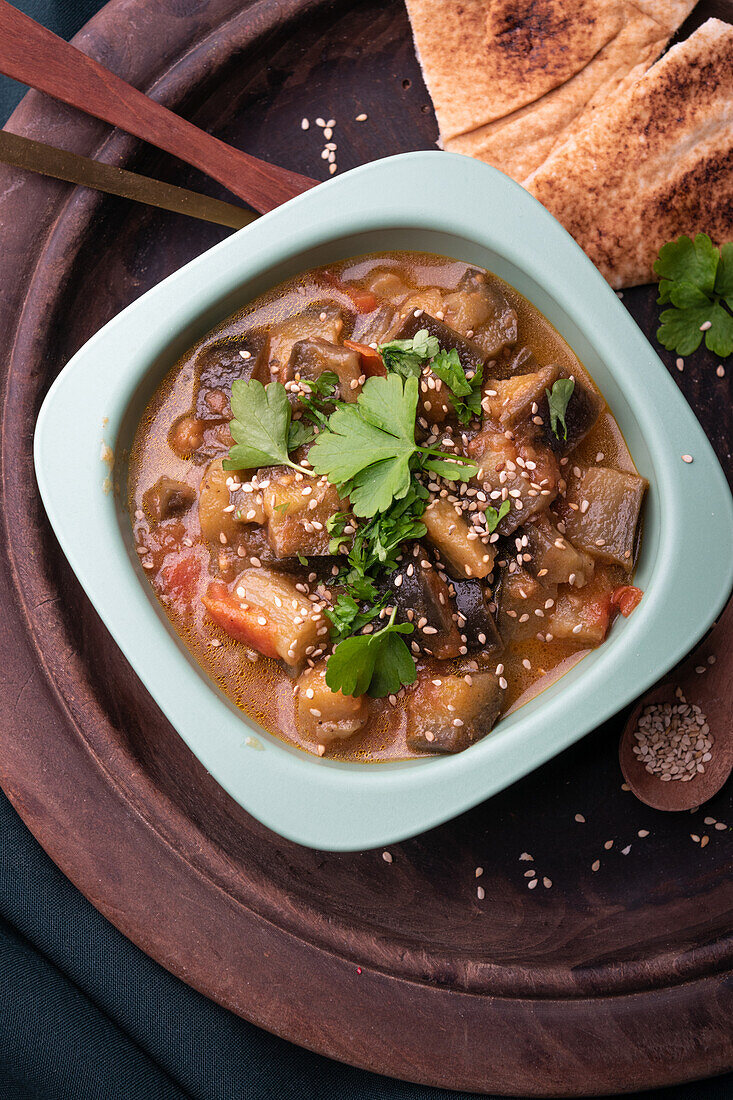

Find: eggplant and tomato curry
<box><xmin>129</xmin><ymin>252</ymin><xmax>646</xmax><ymax>761</ymax></box>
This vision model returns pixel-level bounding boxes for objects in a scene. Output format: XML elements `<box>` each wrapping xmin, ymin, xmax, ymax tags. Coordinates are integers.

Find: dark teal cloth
<box><xmin>1</xmin><ymin>5</ymin><xmax>731</xmax><ymax>1098</ymax></box>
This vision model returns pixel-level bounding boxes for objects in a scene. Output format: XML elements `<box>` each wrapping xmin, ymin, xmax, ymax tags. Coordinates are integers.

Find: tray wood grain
<box><xmin>0</xmin><ymin>0</ymin><xmax>731</xmax><ymax>1094</ymax></box>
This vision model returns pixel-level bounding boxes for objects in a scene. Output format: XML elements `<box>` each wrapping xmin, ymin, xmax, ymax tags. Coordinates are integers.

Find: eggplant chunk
<box><xmin>468</xmin><ymin>426</ymin><xmax>560</xmax><ymax>535</ymax></box>
<box><xmin>497</xmin><ymin>565</ymin><xmax>558</xmax><ymax>641</ymax></box>
<box><xmin>285</xmin><ymin>338</ymin><xmax>362</xmax><ymax>402</ymax></box>
<box><xmin>296</xmin><ymin>665</ymin><xmax>369</xmax><ymax>743</ymax></box>
<box><xmin>450</xmin><ymin>577</ymin><xmax>502</xmax><ymax>651</ymax></box>
<box><xmin>144</xmin><ymin>476</ymin><xmax>195</xmax><ymax>521</ymax></box>
<box><xmin>541</xmin><ymin>576</ymin><xmax>614</xmax><ymax>646</ymax></box>
<box><xmin>423</xmin><ymin>498</ymin><xmax>495</xmax><ymax>579</ymax></box>
<box><xmin>560</xmin><ymin>466</ymin><xmax>647</xmax><ymax>570</ymax></box>
<box><xmin>523</xmin><ymin>516</ymin><xmax>595</xmax><ymax>587</ymax></box>
<box><xmin>350</xmin><ymin>303</ymin><xmax>401</xmax><ymax>346</ymax></box>
<box><xmin>444</xmin><ymin>269</ymin><xmax>518</xmax><ymax>356</ymax></box>
<box><xmin>391</xmin><ymin>309</ymin><xmax>487</xmax><ymax>374</ymax></box>
<box><xmin>539</xmin><ymin>376</ymin><xmax>603</xmax><ymax>455</ymax></box>
<box><xmin>384</xmin><ymin>545</ymin><xmax>462</xmax><ymax>659</ymax></box>
<box><xmin>194</xmin><ymin>331</ymin><xmax>270</xmax><ymax>421</ymax></box>
<box><xmin>406</xmin><ymin>668</ymin><xmax>504</xmax><ymax>753</ymax></box>
<box><xmin>203</xmin><ymin>569</ymin><xmax>326</xmax><ymax>665</ymax></box>
<box><xmin>263</xmin><ymin>472</ymin><xmax>343</xmax><ymax>557</ymax></box>
<box><xmin>483</xmin><ymin>365</ymin><xmax>560</xmax><ymax>427</ymax></box>
<box><xmin>267</xmin><ymin>303</ymin><xmax>347</xmax><ymax>378</ymax></box>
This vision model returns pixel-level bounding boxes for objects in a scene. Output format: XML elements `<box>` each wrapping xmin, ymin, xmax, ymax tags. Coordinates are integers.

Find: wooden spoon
<box><xmin>620</xmin><ymin>600</ymin><xmax>733</xmax><ymax>811</ymax></box>
<box><xmin>0</xmin><ymin>0</ymin><xmax>317</xmax><ymax>213</ymax></box>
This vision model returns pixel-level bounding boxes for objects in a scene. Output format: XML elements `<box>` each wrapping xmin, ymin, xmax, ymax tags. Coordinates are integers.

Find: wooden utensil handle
<box><xmin>0</xmin><ymin>0</ymin><xmax>316</xmax><ymax>213</ymax></box>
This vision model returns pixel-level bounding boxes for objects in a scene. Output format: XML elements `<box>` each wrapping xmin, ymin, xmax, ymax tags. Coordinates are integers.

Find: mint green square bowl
<box><xmin>34</xmin><ymin>152</ymin><xmax>733</xmax><ymax>851</ymax></box>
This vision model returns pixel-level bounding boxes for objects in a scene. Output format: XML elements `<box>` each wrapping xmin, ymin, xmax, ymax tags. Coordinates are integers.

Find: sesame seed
<box><xmin>700</xmin><ymin>321</ymin><xmax>712</xmax><ymax>331</ymax></box>
<box><xmin>301</xmin><ymin>118</ymin><xmax>309</xmax><ymax>130</ymax></box>
<box><xmin>717</xmin><ymin>365</ymin><xmax>725</xmax><ymax>377</ymax></box>
<box><xmin>519</xmin><ymin>852</ymin><xmax>533</xmax><ymax>861</ymax></box>
<box><xmin>682</xmin><ymin>454</ymin><xmax>693</xmax><ymax>463</ymax></box>
<box><xmin>638</xmin><ymin>829</ymin><xmax>649</xmax><ymax>838</ymax></box>
<box><xmin>528</xmin><ymin>878</ymin><xmax>538</xmax><ymax>889</ymax></box>
<box><xmin>475</xmin><ymin>866</ymin><xmax>483</xmax><ymax>877</ymax></box>
<box><xmin>355</xmin><ymin>112</ymin><xmax>368</xmax><ymax>121</ymax></box>
<box><xmin>675</xmin><ymin>357</ymin><xmax>684</xmax><ymax>371</ymax></box>
<box><xmin>382</xmin><ymin>851</ymin><xmax>393</xmax><ymax>863</ymax></box>
<box><xmin>477</xmin><ymin>886</ymin><xmax>485</xmax><ymax>900</ymax></box>
<box><xmin>575</xmin><ymin>814</ymin><xmax>585</xmax><ymax>823</ymax></box>
<box><xmin>592</xmin><ymin>860</ymin><xmax>600</xmax><ymax>872</ymax></box>
<box><xmin>543</xmin><ymin>877</ymin><xmax>552</xmax><ymax>889</ymax></box>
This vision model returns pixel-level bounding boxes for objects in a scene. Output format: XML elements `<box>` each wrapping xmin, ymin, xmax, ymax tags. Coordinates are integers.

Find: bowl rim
<box><xmin>34</xmin><ymin>151</ymin><xmax>733</xmax><ymax>850</ymax></box>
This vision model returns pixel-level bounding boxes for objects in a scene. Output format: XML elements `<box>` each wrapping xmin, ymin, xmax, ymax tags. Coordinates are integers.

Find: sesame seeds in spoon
<box><xmin>619</xmin><ymin>600</ymin><xmax>733</xmax><ymax>812</ymax></box>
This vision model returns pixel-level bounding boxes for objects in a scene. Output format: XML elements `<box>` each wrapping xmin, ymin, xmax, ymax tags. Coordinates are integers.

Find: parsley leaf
<box><xmin>325</xmin><ymin>608</ymin><xmax>416</xmax><ymax>698</ymax></box>
<box><xmin>545</xmin><ymin>378</ymin><xmax>575</xmax><ymax>441</ymax></box>
<box><xmin>654</xmin><ymin>234</ymin><xmax>733</xmax><ymax>357</ymax></box>
<box><xmin>309</xmin><ymin>374</ymin><xmax>420</xmax><ymax>516</ymax></box>
<box><xmin>485</xmin><ymin>499</ymin><xmax>510</xmax><ymax>532</ymax></box>
<box><xmin>296</xmin><ymin>370</ymin><xmax>341</xmax><ymax>430</ymax></box>
<box><xmin>715</xmin><ymin>243</ymin><xmax>733</xmax><ymax>308</ymax></box>
<box><xmin>430</xmin><ymin>348</ymin><xmax>472</xmax><ymax>396</ymax></box>
<box><xmin>301</xmin><ymin>370</ymin><xmax>340</xmax><ymax>397</ymax></box>
<box><xmin>430</xmin><ymin>350</ymin><xmax>484</xmax><ymax>425</ymax></box>
<box><xmin>379</xmin><ymin>328</ymin><xmax>439</xmax><ymax>377</ymax></box>
<box><xmin>287</xmin><ymin>418</ymin><xmax>315</xmax><ymax>450</ymax></box>
<box><xmin>326</xmin><ymin>592</ymin><xmax>388</xmax><ymax>643</ymax></box>
<box><xmin>224</xmin><ymin>379</ymin><xmax>311</xmax><ymax>475</ymax></box>
<box><xmin>655</xmin><ymin>233</ymin><xmax>719</xmax><ymax>301</ymax></box>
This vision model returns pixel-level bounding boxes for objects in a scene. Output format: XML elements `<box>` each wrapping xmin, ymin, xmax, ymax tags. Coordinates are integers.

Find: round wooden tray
<box><xmin>1</xmin><ymin>1</ymin><xmax>731</xmax><ymax>1094</ymax></box>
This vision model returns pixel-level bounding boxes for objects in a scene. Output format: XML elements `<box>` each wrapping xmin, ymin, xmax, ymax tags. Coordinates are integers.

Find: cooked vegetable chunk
<box><xmin>523</xmin><ymin>516</ymin><xmax>595</xmax><ymax>587</ymax></box>
<box><xmin>540</xmin><ymin>377</ymin><xmax>603</xmax><ymax>454</ymax></box>
<box><xmin>268</xmin><ymin>302</ymin><xmax>346</xmax><ymax>377</ymax></box>
<box><xmin>199</xmin><ymin>458</ymin><xmax>247</xmax><ymax>546</ymax></box>
<box><xmin>296</xmin><ymin>665</ymin><xmax>369</xmax><ymax>743</ymax></box>
<box><xmin>169</xmin><ymin>415</ymin><xmax>205</xmax><ymax>457</ymax></box>
<box><xmin>444</xmin><ymin>270</ymin><xmax>518</xmax><ymax>356</ymax></box>
<box><xmin>285</xmin><ymin>338</ymin><xmax>362</xmax><ymax>402</ymax></box>
<box><xmin>406</xmin><ymin>668</ymin><xmax>504</xmax><ymax>753</ymax></box>
<box><xmin>143</xmin><ymin>476</ymin><xmax>195</xmax><ymax>521</ymax></box>
<box><xmin>263</xmin><ymin>472</ymin><xmax>342</xmax><ymax>557</ymax></box>
<box><xmin>385</xmin><ymin>546</ymin><xmax>462</xmax><ymax>659</ymax></box>
<box><xmin>541</xmin><ymin>576</ymin><xmax>614</xmax><ymax>646</ymax></box>
<box><xmin>203</xmin><ymin>569</ymin><xmax>326</xmax><ymax>664</ymax></box>
<box><xmin>450</xmin><ymin>577</ymin><xmax>502</xmax><ymax>651</ymax></box>
<box><xmin>194</xmin><ymin>331</ymin><xmax>270</xmax><ymax>421</ymax></box>
<box><xmin>468</xmin><ymin>425</ymin><xmax>560</xmax><ymax>535</ymax></box>
<box><xmin>560</xmin><ymin>466</ymin><xmax>647</xmax><ymax>569</ymax></box>
<box><xmin>483</xmin><ymin>365</ymin><xmax>560</xmax><ymax>426</ymax></box>
<box><xmin>498</xmin><ymin>565</ymin><xmax>558</xmax><ymax>641</ymax></box>
<box><xmin>423</xmin><ymin>498</ymin><xmax>495</xmax><ymax>579</ymax></box>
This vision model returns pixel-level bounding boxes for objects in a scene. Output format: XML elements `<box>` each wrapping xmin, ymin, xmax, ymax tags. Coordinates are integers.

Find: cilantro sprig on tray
<box><xmin>654</xmin><ymin>234</ymin><xmax>733</xmax><ymax>358</ymax></box>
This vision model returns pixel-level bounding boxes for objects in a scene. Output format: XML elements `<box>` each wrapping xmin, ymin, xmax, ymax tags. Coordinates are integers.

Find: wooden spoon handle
<box><xmin>0</xmin><ymin>0</ymin><xmax>317</xmax><ymax>213</ymax></box>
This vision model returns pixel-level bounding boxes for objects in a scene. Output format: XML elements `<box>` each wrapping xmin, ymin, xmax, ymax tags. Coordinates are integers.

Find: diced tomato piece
<box><xmin>202</xmin><ymin>583</ymin><xmax>279</xmax><ymax>657</ymax></box>
<box><xmin>161</xmin><ymin>553</ymin><xmax>201</xmax><ymax>603</ymax></box>
<box><xmin>586</xmin><ymin>593</ymin><xmax>612</xmax><ymax>634</ymax></box>
<box><xmin>319</xmin><ymin>270</ymin><xmax>378</xmax><ymax>313</ymax></box>
<box><xmin>343</xmin><ymin>339</ymin><xmax>387</xmax><ymax>376</ymax></box>
<box><xmin>611</xmin><ymin>585</ymin><xmax>643</xmax><ymax>618</ymax></box>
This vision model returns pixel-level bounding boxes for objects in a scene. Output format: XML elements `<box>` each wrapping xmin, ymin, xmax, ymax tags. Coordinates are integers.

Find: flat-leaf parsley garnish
<box><xmin>430</xmin><ymin>348</ymin><xmax>484</xmax><ymax>424</ymax></box>
<box><xmin>545</xmin><ymin>378</ymin><xmax>575</xmax><ymax>441</ymax></box>
<box><xmin>325</xmin><ymin>608</ymin><xmax>416</xmax><ymax>697</ymax></box>
<box><xmin>485</xmin><ymin>499</ymin><xmax>510</xmax><ymax>533</ymax></box>
<box><xmin>378</xmin><ymin>328</ymin><xmax>439</xmax><ymax>377</ymax></box>
<box><xmin>224</xmin><ymin>378</ymin><xmax>312</xmax><ymax>475</ymax></box>
<box><xmin>654</xmin><ymin>234</ymin><xmax>733</xmax><ymax>357</ymax></box>
<box><xmin>308</xmin><ymin>374</ymin><xmax>477</xmax><ymax>517</ymax></box>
